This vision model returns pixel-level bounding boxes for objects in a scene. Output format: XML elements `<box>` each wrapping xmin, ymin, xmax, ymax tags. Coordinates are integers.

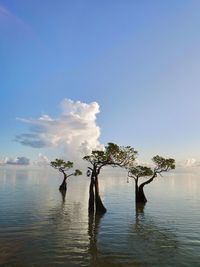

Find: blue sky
<box><xmin>1</xmin><ymin>0</ymin><xmax>200</xmax><ymax>164</ymax></box>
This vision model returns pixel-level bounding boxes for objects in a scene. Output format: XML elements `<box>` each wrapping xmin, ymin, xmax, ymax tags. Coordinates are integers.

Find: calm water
<box><xmin>0</xmin><ymin>167</ymin><xmax>200</xmax><ymax>267</ymax></box>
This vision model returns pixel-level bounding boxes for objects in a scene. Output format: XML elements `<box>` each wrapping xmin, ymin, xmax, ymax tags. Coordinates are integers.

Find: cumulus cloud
<box><xmin>16</xmin><ymin>99</ymin><xmax>103</xmax><ymax>160</ymax></box>
<box><xmin>3</xmin><ymin>156</ymin><xmax>30</xmax><ymax>165</ymax></box>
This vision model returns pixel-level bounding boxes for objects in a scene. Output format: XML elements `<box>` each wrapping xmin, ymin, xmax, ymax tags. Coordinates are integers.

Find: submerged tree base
<box><xmin>136</xmin><ymin>202</ymin><xmax>146</xmax><ymax>214</ymax></box>
<box><xmin>88</xmin><ymin>177</ymin><xmax>107</xmax><ymax>215</ymax></box>
<box><xmin>135</xmin><ymin>186</ymin><xmax>147</xmax><ymax>204</ymax></box>
<box><xmin>89</xmin><ymin>204</ymin><xmax>107</xmax><ymax>215</ymax></box>
<box><xmin>95</xmin><ymin>203</ymin><xmax>107</xmax><ymax>214</ymax></box>
<box><xmin>136</xmin><ymin>196</ymin><xmax>147</xmax><ymax>204</ymax></box>
<box><xmin>95</xmin><ymin>194</ymin><xmax>107</xmax><ymax>214</ymax></box>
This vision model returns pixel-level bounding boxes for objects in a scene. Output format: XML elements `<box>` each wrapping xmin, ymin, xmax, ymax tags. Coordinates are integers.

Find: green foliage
<box><xmin>129</xmin><ymin>165</ymin><xmax>153</xmax><ymax>179</ymax></box>
<box><xmin>128</xmin><ymin>155</ymin><xmax>175</xmax><ymax>181</ymax></box>
<box><xmin>106</xmin><ymin>143</ymin><xmax>137</xmax><ymax>166</ymax></box>
<box><xmin>50</xmin><ymin>158</ymin><xmax>82</xmax><ymax>177</ymax></box>
<box><xmin>50</xmin><ymin>158</ymin><xmax>73</xmax><ymax>170</ymax></box>
<box><xmin>74</xmin><ymin>169</ymin><xmax>82</xmax><ymax>176</ymax></box>
<box><xmin>83</xmin><ymin>142</ymin><xmax>137</xmax><ymax>169</ymax></box>
<box><xmin>84</xmin><ymin>150</ymin><xmax>107</xmax><ymax>164</ymax></box>
<box><xmin>152</xmin><ymin>155</ymin><xmax>175</xmax><ymax>171</ymax></box>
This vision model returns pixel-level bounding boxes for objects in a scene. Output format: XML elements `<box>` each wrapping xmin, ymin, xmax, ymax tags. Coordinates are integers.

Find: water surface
<box><xmin>0</xmin><ymin>167</ymin><xmax>200</xmax><ymax>266</ymax></box>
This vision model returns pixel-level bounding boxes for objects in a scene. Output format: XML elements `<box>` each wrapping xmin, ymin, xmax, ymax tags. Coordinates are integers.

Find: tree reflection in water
<box><xmin>130</xmin><ymin>203</ymin><xmax>178</xmax><ymax>266</ymax></box>
<box><xmin>88</xmin><ymin>212</ymin><xmax>104</xmax><ymax>266</ymax></box>
<box><xmin>87</xmin><ymin>203</ymin><xmax>178</xmax><ymax>267</ymax></box>
<box><xmin>60</xmin><ymin>189</ymin><xmax>66</xmax><ymax>204</ymax></box>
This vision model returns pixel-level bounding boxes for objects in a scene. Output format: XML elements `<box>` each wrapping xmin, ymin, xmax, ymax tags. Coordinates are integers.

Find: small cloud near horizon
<box><xmin>175</xmin><ymin>158</ymin><xmax>200</xmax><ymax>168</ymax></box>
<box><xmin>2</xmin><ymin>156</ymin><xmax>30</xmax><ymax>166</ymax></box>
<box><xmin>0</xmin><ymin>153</ymin><xmax>50</xmax><ymax>167</ymax></box>
<box><xmin>185</xmin><ymin>158</ymin><xmax>200</xmax><ymax>167</ymax></box>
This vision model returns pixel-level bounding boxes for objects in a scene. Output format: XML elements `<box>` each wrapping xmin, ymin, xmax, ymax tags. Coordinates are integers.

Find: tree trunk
<box><xmin>135</xmin><ymin>181</ymin><xmax>139</xmax><ymax>202</ymax></box>
<box><xmin>94</xmin><ymin>175</ymin><xmax>107</xmax><ymax>214</ymax></box>
<box><xmin>59</xmin><ymin>173</ymin><xmax>67</xmax><ymax>191</ymax></box>
<box><xmin>88</xmin><ymin>176</ymin><xmax>95</xmax><ymax>214</ymax></box>
<box><xmin>135</xmin><ymin>174</ymin><xmax>156</xmax><ymax>204</ymax></box>
<box><xmin>135</xmin><ymin>182</ymin><xmax>147</xmax><ymax>204</ymax></box>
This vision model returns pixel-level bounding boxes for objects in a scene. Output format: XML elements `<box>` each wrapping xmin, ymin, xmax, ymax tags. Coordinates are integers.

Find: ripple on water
<box><xmin>0</xmin><ymin>170</ymin><xmax>200</xmax><ymax>266</ymax></box>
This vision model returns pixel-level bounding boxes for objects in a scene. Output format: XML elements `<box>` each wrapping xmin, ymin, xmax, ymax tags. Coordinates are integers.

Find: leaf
<box><xmin>74</xmin><ymin>169</ymin><xmax>82</xmax><ymax>176</ymax></box>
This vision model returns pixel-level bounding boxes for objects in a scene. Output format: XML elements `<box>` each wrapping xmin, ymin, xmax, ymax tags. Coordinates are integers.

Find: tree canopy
<box><xmin>128</xmin><ymin>165</ymin><xmax>153</xmax><ymax>179</ymax></box>
<box><xmin>83</xmin><ymin>142</ymin><xmax>137</xmax><ymax>171</ymax></box>
<box><xmin>50</xmin><ymin>158</ymin><xmax>82</xmax><ymax>177</ymax></box>
<box><xmin>152</xmin><ymin>155</ymin><xmax>175</xmax><ymax>173</ymax></box>
<box><xmin>128</xmin><ymin>155</ymin><xmax>175</xmax><ymax>181</ymax></box>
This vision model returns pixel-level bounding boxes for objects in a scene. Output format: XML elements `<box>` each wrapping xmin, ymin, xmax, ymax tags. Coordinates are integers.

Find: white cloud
<box><xmin>3</xmin><ymin>156</ymin><xmax>30</xmax><ymax>165</ymax></box>
<box><xmin>185</xmin><ymin>158</ymin><xmax>200</xmax><ymax>167</ymax></box>
<box><xmin>176</xmin><ymin>158</ymin><xmax>200</xmax><ymax>169</ymax></box>
<box><xmin>33</xmin><ymin>153</ymin><xmax>50</xmax><ymax>166</ymax></box>
<box><xmin>0</xmin><ymin>154</ymin><xmax>50</xmax><ymax>167</ymax></box>
<box><xmin>16</xmin><ymin>99</ymin><xmax>103</xmax><ymax>161</ymax></box>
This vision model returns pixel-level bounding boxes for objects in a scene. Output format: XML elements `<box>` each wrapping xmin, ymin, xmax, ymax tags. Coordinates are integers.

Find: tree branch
<box><xmin>67</xmin><ymin>173</ymin><xmax>74</xmax><ymax>178</ymax></box>
<box><xmin>139</xmin><ymin>172</ymin><xmax>157</xmax><ymax>188</ymax></box>
<box><xmin>127</xmin><ymin>172</ymin><xmax>136</xmax><ymax>181</ymax></box>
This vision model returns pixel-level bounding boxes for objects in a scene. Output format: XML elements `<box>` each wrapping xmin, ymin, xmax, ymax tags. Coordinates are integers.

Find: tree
<box><xmin>127</xmin><ymin>155</ymin><xmax>175</xmax><ymax>204</ymax></box>
<box><xmin>50</xmin><ymin>159</ymin><xmax>82</xmax><ymax>191</ymax></box>
<box><xmin>83</xmin><ymin>143</ymin><xmax>137</xmax><ymax>214</ymax></box>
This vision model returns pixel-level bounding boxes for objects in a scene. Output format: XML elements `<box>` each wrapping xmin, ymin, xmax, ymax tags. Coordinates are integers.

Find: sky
<box><xmin>0</xmin><ymin>0</ymin><xmax>200</xmax><ymax>166</ymax></box>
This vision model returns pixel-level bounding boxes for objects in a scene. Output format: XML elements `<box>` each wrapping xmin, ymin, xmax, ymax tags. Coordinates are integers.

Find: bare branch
<box><xmin>127</xmin><ymin>171</ymin><xmax>137</xmax><ymax>181</ymax></box>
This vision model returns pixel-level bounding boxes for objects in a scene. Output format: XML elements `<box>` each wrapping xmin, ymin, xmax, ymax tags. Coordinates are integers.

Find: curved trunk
<box><xmin>88</xmin><ymin>176</ymin><xmax>95</xmax><ymax>214</ymax></box>
<box><xmin>59</xmin><ymin>173</ymin><xmax>67</xmax><ymax>191</ymax></box>
<box><xmin>137</xmin><ymin>184</ymin><xmax>147</xmax><ymax>203</ymax></box>
<box><xmin>94</xmin><ymin>175</ymin><xmax>107</xmax><ymax>214</ymax></box>
<box><xmin>135</xmin><ymin>180</ymin><xmax>147</xmax><ymax>204</ymax></box>
<box><xmin>135</xmin><ymin>174</ymin><xmax>156</xmax><ymax>204</ymax></box>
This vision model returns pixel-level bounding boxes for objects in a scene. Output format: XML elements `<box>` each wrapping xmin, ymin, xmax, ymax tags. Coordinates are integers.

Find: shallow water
<box><xmin>0</xmin><ymin>167</ymin><xmax>200</xmax><ymax>266</ymax></box>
